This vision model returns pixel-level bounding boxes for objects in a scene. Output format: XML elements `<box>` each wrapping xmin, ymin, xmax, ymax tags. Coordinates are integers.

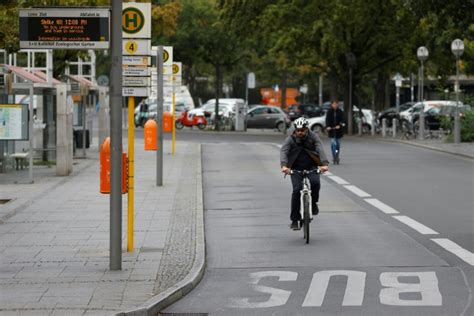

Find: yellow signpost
<box><xmin>127</xmin><ymin>97</ymin><xmax>135</xmax><ymax>252</ymax></box>
<box><xmin>122</xmin><ymin>2</ymin><xmax>151</xmax><ymax>252</ymax></box>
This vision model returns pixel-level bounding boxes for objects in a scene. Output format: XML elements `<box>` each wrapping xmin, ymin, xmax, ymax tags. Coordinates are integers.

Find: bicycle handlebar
<box><xmin>284</xmin><ymin>168</ymin><xmax>321</xmax><ymax>178</ymax></box>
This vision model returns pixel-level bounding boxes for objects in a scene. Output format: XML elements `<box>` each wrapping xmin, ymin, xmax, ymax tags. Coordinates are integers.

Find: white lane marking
<box><xmin>327</xmin><ymin>175</ymin><xmax>349</xmax><ymax>184</ymax></box>
<box><xmin>379</xmin><ymin>272</ymin><xmax>442</xmax><ymax>306</ymax></box>
<box><xmin>364</xmin><ymin>198</ymin><xmax>399</xmax><ymax>214</ymax></box>
<box><xmin>393</xmin><ymin>215</ymin><xmax>439</xmax><ymax>235</ymax></box>
<box><xmin>303</xmin><ymin>270</ymin><xmax>366</xmax><ymax>307</ymax></box>
<box><xmin>228</xmin><ymin>271</ymin><xmax>298</xmax><ymax>308</ymax></box>
<box><xmin>431</xmin><ymin>238</ymin><xmax>474</xmax><ymax>266</ymax></box>
<box><xmin>324</xmin><ymin>171</ymin><xmax>333</xmax><ymax>176</ymax></box>
<box><xmin>344</xmin><ymin>185</ymin><xmax>371</xmax><ymax>198</ymax></box>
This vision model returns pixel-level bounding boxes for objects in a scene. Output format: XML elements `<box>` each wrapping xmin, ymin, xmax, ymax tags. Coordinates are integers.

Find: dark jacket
<box><xmin>325</xmin><ymin>108</ymin><xmax>344</xmax><ymax>138</ymax></box>
<box><xmin>280</xmin><ymin>131</ymin><xmax>329</xmax><ymax>168</ymax></box>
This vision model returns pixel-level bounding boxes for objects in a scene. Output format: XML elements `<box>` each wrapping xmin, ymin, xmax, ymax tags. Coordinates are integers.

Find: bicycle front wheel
<box><xmin>303</xmin><ymin>194</ymin><xmax>310</xmax><ymax>244</ymax></box>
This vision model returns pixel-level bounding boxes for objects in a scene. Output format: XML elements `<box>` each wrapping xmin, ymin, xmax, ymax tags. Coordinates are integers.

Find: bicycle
<box><xmin>286</xmin><ymin>168</ymin><xmax>321</xmax><ymax>244</ymax></box>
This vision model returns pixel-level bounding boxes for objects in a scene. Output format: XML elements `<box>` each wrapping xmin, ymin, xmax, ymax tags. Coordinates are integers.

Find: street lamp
<box><xmin>417</xmin><ymin>46</ymin><xmax>429</xmax><ymax>140</ymax></box>
<box><xmin>451</xmin><ymin>39</ymin><xmax>464</xmax><ymax>144</ymax></box>
<box><xmin>393</xmin><ymin>73</ymin><xmax>403</xmax><ymax>113</ymax></box>
<box><xmin>346</xmin><ymin>52</ymin><xmax>356</xmax><ymax>135</ymax></box>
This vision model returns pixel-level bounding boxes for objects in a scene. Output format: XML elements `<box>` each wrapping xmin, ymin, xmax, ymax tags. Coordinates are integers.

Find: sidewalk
<box><xmin>374</xmin><ymin>136</ymin><xmax>474</xmax><ymax>159</ymax></box>
<box><xmin>0</xmin><ymin>139</ymin><xmax>204</xmax><ymax>315</ymax></box>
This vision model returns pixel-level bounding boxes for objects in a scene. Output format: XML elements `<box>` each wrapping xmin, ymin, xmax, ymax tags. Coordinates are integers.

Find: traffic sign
<box><xmin>123</xmin><ymin>87</ymin><xmax>150</xmax><ymax>97</ymax></box>
<box><xmin>172</xmin><ymin>62</ymin><xmax>182</xmax><ymax>76</ymax></box>
<box><xmin>247</xmin><ymin>72</ymin><xmax>256</xmax><ymax>89</ymax></box>
<box><xmin>451</xmin><ymin>39</ymin><xmax>465</xmax><ymax>57</ymax></box>
<box><xmin>123</xmin><ymin>39</ymin><xmax>151</xmax><ymax>55</ymax></box>
<box><xmin>152</xmin><ymin>46</ymin><xmax>173</xmax><ymax>66</ymax></box>
<box><xmin>97</xmin><ymin>75</ymin><xmax>109</xmax><ymax>87</ymax></box>
<box><xmin>123</xmin><ymin>77</ymin><xmax>150</xmax><ymax>87</ymax></box>
<box><xmin>123</xmin><ymin>56</ymin><xmax>150</xmax><ymax>66</ymax></box>
<box><xmin>123</xmin><ymin>66</ymin><xmax>150</xmax><ymax>77</ymax></box>
<box><xmin>122</xmin><ymin>2</ymin><xmax>151</xmax><ymax>39</ymax></box>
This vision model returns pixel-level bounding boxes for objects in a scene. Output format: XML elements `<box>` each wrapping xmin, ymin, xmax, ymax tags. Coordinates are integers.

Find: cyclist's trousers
<box><xmin>290</xmin><ymin>172</ymin><xmax>321</xmax><ymax>221</ymax></box>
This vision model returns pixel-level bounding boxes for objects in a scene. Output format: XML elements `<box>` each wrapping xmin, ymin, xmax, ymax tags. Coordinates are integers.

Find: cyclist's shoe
<box><xmin>290</xmin><ymin>220</ymin><xmax>300</xmax><ymax>230</ymax></box>
<box><xmin>312</xmin><ymin>203</ymin><xmax>319</xmax><ymax>215</ymax></box>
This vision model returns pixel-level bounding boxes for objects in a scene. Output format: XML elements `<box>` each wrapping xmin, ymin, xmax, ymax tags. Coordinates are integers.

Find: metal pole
<box><xmin>454</xmin><ymin>56</ymin><xmax>461</xmax><ymax>144</ymax></box>
<box><xmin>318</xmin><ymin>75</ymin><xmax>323</xmax><ymax>107</ymax></box>
<box><xmin>172</xmin><ymin>80</ymin><xmax>176</xmax><ymax>155</ymax></box>
<box><xmin>28</xmin><ymin>85</ymin><xmax>34</xmax><ymax>183</ymax></box>
<box><xmin>396</xmin><ymin>85</ymin><xmax>400</xmax><ymax>114</ymax></box>
<box><xmin>109</xmin><ymin>0</ymin><xmax>123</xmax><ymax>271</ymax></box>
<box><xmin>348</xmin><ymin>68</ymin><xmax>353</xmax><ymax>135</ymax></box>
<box><xmin>245</xmin><ymin>73</ymin><xmax>249</xmax><ymax>105</ymax></box>
<box><xmin>392</xmin><ymin>118</ymin><xmax>397</xmax><ymax>138</ymax></box>
<box><xmin>156</xmin><ymin>46</ymin><xmax>164</xmax><ymax>186</ymax></box>
<box><xmin>382</xmin><ymin>118</ymin><xmax>387</xmax><ymax>138</ymax></box>
<box><xmin>82</xmin><ymin>95</ymin><xmax>86</xmax><ymax>157</ymax></box>
<box><xmin>419</xmin><ymin>61</ymin><xmax>425</xmax><ymax>140</ymax></box>
<box><xmin>410</xmin><ymin>73</ymin><xmax>414</xmax><ymax>103</ymax></box>
<box><xmin>127</xmin><ymin>96</ymin><xmax>134</xmax><ymax>252</ymax></box>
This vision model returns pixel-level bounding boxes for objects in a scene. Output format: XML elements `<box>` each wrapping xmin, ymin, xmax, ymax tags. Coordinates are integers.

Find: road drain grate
<box><xmin>0</xmin><ymin>199</ymin><xmax>11</xmax><ymax>205</ymax></box>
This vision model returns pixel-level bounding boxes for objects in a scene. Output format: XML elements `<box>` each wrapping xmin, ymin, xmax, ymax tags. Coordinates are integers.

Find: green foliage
<box><xmin>461</xmin><ymin>110</ymin><xmax>474</xmax><ymax>142</ymax></box>
<box><xmin>439</xmin><ymin>115</ymin><xmax>453</xmax><ymax>131</ymax></box>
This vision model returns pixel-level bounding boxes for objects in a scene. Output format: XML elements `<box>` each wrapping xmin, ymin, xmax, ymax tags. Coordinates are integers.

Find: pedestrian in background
<box><xmin>325</xmin><ymin>100</ymin><xmax>344</xmax><ymax>164</ymax></box>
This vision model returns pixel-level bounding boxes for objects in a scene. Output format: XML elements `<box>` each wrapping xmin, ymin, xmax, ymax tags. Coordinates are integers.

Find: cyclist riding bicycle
<box><xmin>280</xmin><ymin>117</ymin><xmax>329</xmax><ymax>230</ymax></box>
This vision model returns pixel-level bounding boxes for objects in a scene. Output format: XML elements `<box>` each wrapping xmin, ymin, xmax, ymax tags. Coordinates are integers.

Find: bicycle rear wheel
<box><xmin>303</xmin><ymin>194</ymin><xmax>310</xmax><ymax>244</ymax></box>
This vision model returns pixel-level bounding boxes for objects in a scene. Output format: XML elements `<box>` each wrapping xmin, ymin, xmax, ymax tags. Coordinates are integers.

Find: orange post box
<box><xmin>144</xmin><ymin>119</ymin><xmax>158</xmax><ymax>150</ymax></box>
<box><xmin>100</xmin><ymin>137</ymin><xmax>128</xmax><ymax>194</ymax></box>
<box><xmin>163</xmin><ymin>112</ymin><xmax>173</xmax><ymax>133</ymax></box>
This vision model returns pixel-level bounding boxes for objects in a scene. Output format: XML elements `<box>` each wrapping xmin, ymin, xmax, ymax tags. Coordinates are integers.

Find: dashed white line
<box><xmin>431</xmin><ymin>238</ymin><xmax>474</xmax><ymax>266</ymax></box>
<box><xmin>327</xmin><ymin>175</ymin><xmax>349</xmax><ymax>185</ymax></box>
<box><xmin>344</xmin><ymin>185</ymin><xmax>371</xmax><ymax>198</ymax></box>
<box><xmin>364</xmin><ymin>198</ymin><xmax>399</xmax><ymax>214</ymax></box>
<box><xmin>393</xmin><ymin>215</ymin><xmax>439</xmax><ymax>235</ymax></box>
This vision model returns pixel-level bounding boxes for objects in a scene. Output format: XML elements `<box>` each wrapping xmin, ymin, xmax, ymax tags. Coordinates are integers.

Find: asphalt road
<box><xmin>161</xmin><ymin>132</ymin><xmax>473</xmax><ymax>316</ymax></box>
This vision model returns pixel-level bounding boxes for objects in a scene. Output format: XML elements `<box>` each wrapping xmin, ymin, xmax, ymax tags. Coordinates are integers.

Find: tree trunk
<box><xmin>328</xmin><ymin>70</ymin><xmax>339</xmax><ymax>102</ymax></box>
<box><xmin>214</xmin><ymin>64</ymin><xmax>221</xmax><ymax>131</ymax></box>
<box><xmin>374</xmin><ymin>72</ymin><xmax>387</xmax><ymax>112</ymax></box>
<box><xmin>281</xmin><ymin>71</ymin><xmax>287</xmax><ymax>134</ymax></box>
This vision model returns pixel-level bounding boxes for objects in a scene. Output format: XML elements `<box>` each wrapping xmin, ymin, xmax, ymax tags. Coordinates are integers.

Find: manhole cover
<box><xmin>0</xmin><ymin>199</ymin><xmax>11</xmax><ymax>205</ymax></box>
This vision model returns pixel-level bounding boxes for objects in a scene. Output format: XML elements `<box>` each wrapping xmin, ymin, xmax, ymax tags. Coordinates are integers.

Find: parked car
<box><xmin>287</xmin><ymin>104</ymin><xmax>324</xmax><ymax>121</ymax></box>
<box><xmin>412</xmin><ymin>103</ymin><xmax>471</xmax><ymax>130</ymax></box>
<box><xmin>189</xmin><ymin>102</ymin><xmax>234</xmax><ymax>121</ymax></box>
<box><xmin>307</xmin><ymin>106</ymin><xmax>376</xmax><ymax>134</ymax></box>
<box><xmin>134</xmin><ymin>101</ymin><xmax>187</xmax><ymax>127</ymax></box>
<box><xmin>307</xmin><ymin>113</ymin><xmax>327</xmax><ymax>133</ymax></box>
<box><xmin>400</xmin><ymin>100</ymin><xmax>461</xmax><ymax>126</ymax></box>
<box><xmin>245</xmin><ymin>105</ymin><xmax>291</xmax><ymax>131</ymax></box>
<box><xmin>377</xmin><ymin>102</ymin><xmax>415</xmax><ymax>126</ymax></box>
<box><xmin>321</xmin><ymin>101</ymin><xmax>344</xmax><ymax>112</ymax></box>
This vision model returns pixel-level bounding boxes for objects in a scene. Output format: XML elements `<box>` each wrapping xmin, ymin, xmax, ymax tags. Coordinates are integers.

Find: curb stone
<box><xmin>117</xmin><ymin>144</ymin><xmax>205</xmax><ymax>316</ymax></box>
<box><xmin>376</xmin><ymin>137</ymin><xmax>474</xmax><ymax>159</ymax></box>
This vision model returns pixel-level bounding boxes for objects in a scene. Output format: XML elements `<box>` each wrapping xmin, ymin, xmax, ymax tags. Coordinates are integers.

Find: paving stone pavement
<box><xmin>0</xmin><ymin>139</ymin><xmax>202</xmax><ymax>315</ymax></box>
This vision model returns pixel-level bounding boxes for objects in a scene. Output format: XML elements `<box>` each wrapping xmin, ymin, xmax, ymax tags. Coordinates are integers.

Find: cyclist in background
<box><xmin>325</xmin><ymin>100</ymin><xmax>344</xmax><ymax>164</ymax></box>
<box><xmin>280</xmin><ymin>117</ymin><xmax>329</xmax><ymax>230</ymax></box>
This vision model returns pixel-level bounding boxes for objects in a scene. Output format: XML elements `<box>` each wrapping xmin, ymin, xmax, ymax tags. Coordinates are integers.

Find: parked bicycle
<box><xmin>285</xmin><ymin>168</ymin><xmax>321</xmax><ymax>244</ymax></box>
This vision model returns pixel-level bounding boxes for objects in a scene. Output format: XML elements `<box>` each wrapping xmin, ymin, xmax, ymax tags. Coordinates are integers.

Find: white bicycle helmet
<box><xmin>294</xmin><ymin>117</ymin><xmax>309</xmax><ymax>129</ymax></box>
